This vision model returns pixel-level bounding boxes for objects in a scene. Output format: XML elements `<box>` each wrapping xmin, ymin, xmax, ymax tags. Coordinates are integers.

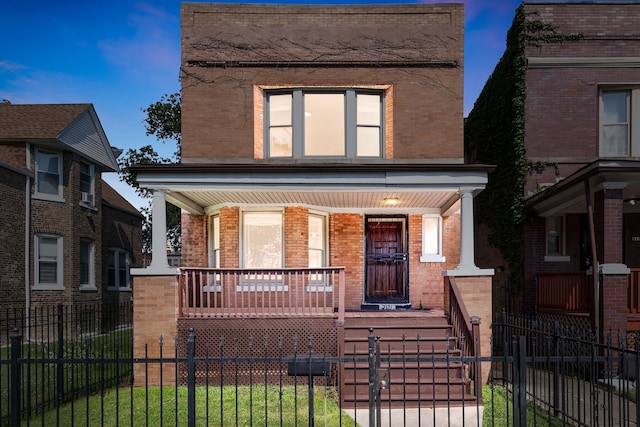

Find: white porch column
<box><xmin>150</xmin><ymin>189</ymin><xmax>169</xmax><ymax>269</ymax></box>
<box><xmin>445</xmin><ymin>187</ymin><xmax>493</xmax><ymax>277</ymax></box>
<box><xmin>131</xmin><ymin>189</ymin><xmax>174</xmax><ymax>275</ymax></box>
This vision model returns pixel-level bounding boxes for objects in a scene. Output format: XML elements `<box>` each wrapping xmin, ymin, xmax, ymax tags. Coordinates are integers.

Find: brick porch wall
<box><xmin>133</xmin><ymin>275</ymin><xmax>178</xmax><ymax>386</ymax></box>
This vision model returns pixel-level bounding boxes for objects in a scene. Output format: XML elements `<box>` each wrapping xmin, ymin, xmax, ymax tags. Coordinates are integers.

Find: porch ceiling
<box><xmin>132</xmin><ymin>161</ymin><xmax>494</xmax><ymax>216</ymax></box>
<box><xmin>527</xmin><ymin>160</ymin><xmax>640</xmax><ymax>216</ymax></box>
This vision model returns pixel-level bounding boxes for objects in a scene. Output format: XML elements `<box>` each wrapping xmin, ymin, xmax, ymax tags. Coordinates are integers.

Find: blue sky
<box><xmin>0</xmin><ymin>0</ymin><xmax>522</xmax><ymax>210</ymax></box>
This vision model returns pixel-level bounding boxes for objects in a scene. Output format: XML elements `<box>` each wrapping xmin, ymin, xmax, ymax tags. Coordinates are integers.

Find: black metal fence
<box><xmin>1</xmin><ymin>307</ymin><xmax>640</xmax><ymax>426</ymax></box>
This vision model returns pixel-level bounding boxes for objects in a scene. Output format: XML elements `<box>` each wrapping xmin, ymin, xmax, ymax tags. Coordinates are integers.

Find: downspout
<box><xmin>584</xmin><ymin>180</ymin><xmax>599</xmax><ymax>338</ymax></box>
<box><xmin>25</xmin><ymin>146</ymin><xmax>32</xmax><ymax>331</ymax></box>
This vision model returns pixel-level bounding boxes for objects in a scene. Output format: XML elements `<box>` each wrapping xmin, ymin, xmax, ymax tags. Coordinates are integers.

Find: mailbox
<box><xmin>286</xmin><ymin>354</ymin><xmax>330</xmax><ymax>377</ymax></box>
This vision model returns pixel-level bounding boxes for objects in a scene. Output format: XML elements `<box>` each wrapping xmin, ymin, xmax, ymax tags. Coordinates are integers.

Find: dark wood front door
<box><xmin>365</xmin><ymin>217</ymin><xmax>407</xmax><ymax>302</ymax></box>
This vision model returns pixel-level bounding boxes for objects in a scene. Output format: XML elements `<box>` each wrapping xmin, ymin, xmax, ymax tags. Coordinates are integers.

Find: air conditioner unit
<box><xmin>81</xmin><ymin>192</ymin><xmax>94</xmax><ymax>204</ymax></box>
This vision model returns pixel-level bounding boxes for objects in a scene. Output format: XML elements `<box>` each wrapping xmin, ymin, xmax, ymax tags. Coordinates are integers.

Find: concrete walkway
<box><xmin>343</xmin><ymin>406</ymin><xmax>484</xmax><ymax>427</ymax></box>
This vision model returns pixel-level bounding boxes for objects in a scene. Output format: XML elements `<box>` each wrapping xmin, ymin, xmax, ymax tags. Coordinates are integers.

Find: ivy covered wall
<box><xmin>464</xmin><ymin>5</ymin><xmax>582</xmax><ymax>284</ymax></box>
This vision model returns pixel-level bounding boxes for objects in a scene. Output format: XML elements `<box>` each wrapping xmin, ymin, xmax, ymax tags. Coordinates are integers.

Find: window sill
<box><xmin>544</xmin><ymin>255</ymin><xmax>570</xmax><ymax>262</ymax></box>
<box><xmin>420</xmin><ymin>254</ymin><xmax>446</xmax><ymax>263</ymax></box>
<box><xmin>33</xmin><ymin>285</ymin><xmax>64</xmax><ymax>291</ymax></box>
<box><xmin>79</xmin><ymin>201</ymin><xmax>98</xmax><ymax>211</ymax></box>
<box><xmin>237</xmin><ymin>285</ymin><xmax>289</xmax><ymax>292</ymax></box>
<box><xmin>80</xmin><ymin>285</ymin><xmax>98</xmax><ymax>292</ymax></box>
<box><xmin>107</xmin><ymin>286</ymin><xmax>132</xmax><ymax>292</ymax></box>
<box><xmin>306</xmin><ymin>285</ymin><xmax>333</xmax><ymax>292</ymax></box>
<box><xmin>33</xmin><ymin>194</ymin><xmax>65</xmax><ymax>203</ymax></box>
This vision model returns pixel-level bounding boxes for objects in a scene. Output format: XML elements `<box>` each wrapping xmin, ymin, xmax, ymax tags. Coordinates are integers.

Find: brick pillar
<box><xmin>284</xmin><ymin>207</ymin><xmax>308</xmax><ymax>267</ymax></box>
<box><xmin>132</xmin><ymin>275</ymin><xmax>178</xmax><ymax>386</ymax></box>
<box><xmin>181</xmin><ymin>213</ymin><xmax>208</xmax><ymax>267</ymax></box>
<box><xmin>593</xmin><ymin>185</ymin><xmax>627</xmax><ymax>337</ymax></box>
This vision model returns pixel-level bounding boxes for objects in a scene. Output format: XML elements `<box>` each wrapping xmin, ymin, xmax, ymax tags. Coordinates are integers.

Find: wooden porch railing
<box><xmin>628</xmin><ymin>268</ymin><xmax>640</xmax><ymax>314</ymax></box>
<box><xmin>178</xmin><ymin>267</ymin><xmax>345</xmax><ymax>323</ymax></box>
<box><xmin>447</xmin><ymin>277</ymin><xmax>482</xmax><ymax>403</ymax></box>
<box><xmin>537</xmin><ymin>272</ymin><xmax>592</xmax><ymax>314</ymax></box>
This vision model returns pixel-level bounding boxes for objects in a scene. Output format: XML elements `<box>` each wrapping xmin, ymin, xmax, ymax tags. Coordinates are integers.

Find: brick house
<box><xmin>466</xmin><ymin>2</ymin><xmax>640</xmax><ymax>339</ymax></box>
<box><xmin>132</xmin><ymin>3</ymin><xmax>493</xmax><ymax>405</ymax></box>
<box><xmin>0</xmin><ymin>102</ymin><xmax>143</xmax><ymax>312</ymax></box>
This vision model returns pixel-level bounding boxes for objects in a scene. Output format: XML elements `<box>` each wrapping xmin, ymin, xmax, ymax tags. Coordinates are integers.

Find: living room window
<box><xmin>308</xmin><ymin>213</ymin><xmax>329</xmax><ymax>289</ymax></box>
<box><xmin>35</xmin><ymin>149</ymin><xmax>63</xmax><ymax>201</ymax></box>
<box><xmin>265</xmin><ymin>89</ymin><xmax>383</xmax><ymax>158</ymax></box>
<box><xmin>600</xmin><ymin>89</ymin><xmax>640</xmax><ymax>157</ymax></box>
<box><xmin>80</xmin><ymin>239</ymin><xmax>95</xmax><ymax>290</ymax></box>
<box><xmin>420</xmin><ymin>215</ymin><xmax>445</xmax><ymax>263</ymax></box>
<box><xmin>34</xmin><ymin>234</ymin><xmax>64</xmax><ymax>290</ymax></box>
<box><xmin>107</xmin><ymin>248</ymin><xmax>131</xmax><ymax>290</ymax></box>
<box><xmin>79</xmin><ymin>162</ymin><xmax>95</xmax><ymax>207</ymax></box>
<box><xmin>242</xmin><ymin>211</ymin><xmax>283</xmax><ymax>268</ymax></box>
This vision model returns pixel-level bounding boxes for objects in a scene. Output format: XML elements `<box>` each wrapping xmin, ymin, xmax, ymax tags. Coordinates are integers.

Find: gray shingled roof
<box><xmin>0</xmin><ymin>103</ymin><xmax>119</xmax><ymax>171</ymax></box>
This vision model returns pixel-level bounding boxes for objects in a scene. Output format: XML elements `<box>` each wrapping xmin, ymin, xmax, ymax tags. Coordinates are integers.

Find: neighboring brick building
<box><xmin>0</xmin><ymin>103</ymin><xmax>143</xmax><ymax>312</ymax></box>
<box><xmin>132</xmin><ymin>3</ymin><xmax>494</xmax><ymax>395</ymax></box>
<box><xmin>466</xmin><ymin>2</ymin><xmax>640</xmax><ymax>339</ymax></box>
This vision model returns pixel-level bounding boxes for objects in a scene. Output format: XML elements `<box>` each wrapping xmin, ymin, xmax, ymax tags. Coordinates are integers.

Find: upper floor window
<box><xmin>420</xmin><ymin>215</ymin><xmax>445</xmax><ymax>263</ymax></box>
<box><xmin>600</xmin><ymin>89</ymin><xmax>639</xmax><ymax>157</ymax></box>
<box><xmin>107</xmin><ymin>248</ymin><xmax>131</xmax><ymax>290</ymax></box>
<box><xmin>80</xmin><ymin>239</ymin><xmax>95</xmax><ymax>290</ymax></box>
<box><xmin>79</xmin><ymin>162</ymin><xmax>95</xmax><ymax>207</ymax></box>
<box><xmin>34</xmin><ymin>234</ymin><xmax>64</xmax><ymax>290</ymax></box>
<box><xmin>265</xmin><ymin>89</ymin><xmax>383</xmax><ymax>159</ymax></box>
<box><xmin>35</xmin><ymin>149</ymin><xmax>63</xmax><ymax>201</ymax></box>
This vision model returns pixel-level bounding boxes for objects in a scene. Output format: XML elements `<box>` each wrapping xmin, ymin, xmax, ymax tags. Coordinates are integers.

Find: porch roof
<box><xmin>132</xmin><ymin>161</ymin><xmax>494</xmax><ymax>216</ymax></box>
<box><xmin>526</xmin><ymin>160</ymin><xmax>640</xmax><ymax>217</ymax></box>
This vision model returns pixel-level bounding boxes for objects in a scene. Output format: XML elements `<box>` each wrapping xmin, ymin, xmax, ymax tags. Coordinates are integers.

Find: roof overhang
<box><xmin>132</xmin><ymin>162</ymin><xmax>494</xmax><ymax>216</ymax></box>
<box><xmin>526</xmin><ymin>160</ymin><xmax>640</xmax><ymax>217</ymax></box>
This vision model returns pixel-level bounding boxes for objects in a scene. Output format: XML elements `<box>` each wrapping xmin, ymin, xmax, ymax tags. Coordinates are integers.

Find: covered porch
<box><xmin>525</xmin><ymin>160</ymin><xmax>640</xmax><ymax>337</ymax></box>
<box><xmin>130</xmin><ymin>161</ymin><xmax>495</xmax><ymax>390</ymax></box>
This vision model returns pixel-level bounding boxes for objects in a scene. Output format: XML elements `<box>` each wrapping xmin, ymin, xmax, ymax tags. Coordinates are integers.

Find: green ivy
<box><xmin>464</xmin><ymin>6</ymin><xmax>582</xmax><ymax>282</ymax></box>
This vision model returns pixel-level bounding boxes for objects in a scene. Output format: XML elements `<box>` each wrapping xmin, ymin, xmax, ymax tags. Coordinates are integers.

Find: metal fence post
<box><xmin>187</xmin><ymin>328</ymin><xmax>196</xmax><ymax>427</ymax></box>
<box><xmin>367</xmin><ymin>328</ymin><xmax>376</xmax><ymax>427</ymax></box>
<box><xmin>57</xmin><ymin>304</ymin><xmax>64</xmax><ymax>404</ymax></box>
<box><xmin>10</xmin><ymin>328</ymin><xmax>22</xmax><ymax>427</ymax></box>
<box><xmin>512</xmin><ymin>336</ymin><xmax>527</xmax><ymax>427</ymax></box>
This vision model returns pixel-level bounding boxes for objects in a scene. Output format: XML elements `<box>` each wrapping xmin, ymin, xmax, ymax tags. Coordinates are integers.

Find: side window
<box><xmin>79</xmin><ymin>162</ymin><xmax>95</xmax><ymax>207</ymax></box>
<box><xmin>545</xmin><ymin>216</ymin><xmax>569</xmax><ymax>262</ymax></box>
<box><xmin>420</xmin><ymin>215</ymin><xmax>445</xmax><ymax>263</ymax></box>
<box><xmin>107</xmin><ymin>248</ymin><xmax>131</xmax><ymax>290</ymax></box>
<box><xmin>80</xmin><ymin>239</ymin><xmax>95</xmax><ymax>290</ymax></box>
<box><xmin>35</xmin><ymin>149</ymin><xmax>63</xmax><ymax>200</ymax></box>
<box><xmin>34</xmin><ymin>234</ymin><xmax>64</xmax><ymax>290</ymax></box>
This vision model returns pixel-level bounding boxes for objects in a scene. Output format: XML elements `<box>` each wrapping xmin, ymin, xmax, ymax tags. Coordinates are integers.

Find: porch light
<box><xmin>383</xmin><ymin>197</ymin><xmax>399</xmax><ymax>205</ymax></box>
<box><xmin>626</xmin><ymin>198</ymin><xmax>640</xmax><ymax>206</ymax></box>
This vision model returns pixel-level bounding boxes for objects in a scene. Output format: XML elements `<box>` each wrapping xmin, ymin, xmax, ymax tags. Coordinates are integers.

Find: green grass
<box><xmin>25</xmin><ymin>385</ymin><xmax>358</xmax><ymax>427</ymax></box>
<box><xmin>482</xmin><ymin>385</ymin><xmax>564</xmax><ymax>427</ymax></box>
<box><xmin>0</xmin><ymin>328</ymin><xmax>133</xmax><ymax>422</ymax></box>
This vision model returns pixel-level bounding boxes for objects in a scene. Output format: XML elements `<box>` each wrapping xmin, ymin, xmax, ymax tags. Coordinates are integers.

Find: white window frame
<box><xmin>239</xmin><ymin>210</ymin><xmax>285</xmax><ymax>291</ymax></box>
<box><xmin>34</xmin><ymin>149</ymin><xmax>64</xmax><ymax>201</ymax></box>
<box><xmin>107</xmin><ymin>248</ymin><xmax>131</xmax><ymax>291</ymax></box>
<box><xmin>205</xmin><ymin>214</ymin><xmax>222</xmax><ymax>292</ymax></box>
<box><xmin>264</xmin><ymin>89</ymin><xmax>384</xmax><ymax>159</ymax></box>
<box><xmin>79</xmin><ymin>161</ymin><xmax>95</xmax><ymax>208</ymax></box>
<box><xmin>79</xmin><ymin>239</ymin><xmax>96</xmax><ymax>291</ymax></box>
<box><xmin>420</xmin><ymin>215</ymin><xmax>446</xmax><ymax>263</ymax></box>
<box><xmin>308</xmin><ymin>212</ymin><xmax>331</xmax><ymax>291</ymax></box>
<box><xmin>544</xmin><ymin>215</ymin><xmax>570</xmax><ymax>262</ymax></box>
<box><xmin>34</xmin><ymin>234</ymin><xmax>64</xmax><ymax>290</ymax></box>
<box><xmin>599</xmin><ymin>88</ymin><xmax>640</xmax><ymax>158</ymax></box>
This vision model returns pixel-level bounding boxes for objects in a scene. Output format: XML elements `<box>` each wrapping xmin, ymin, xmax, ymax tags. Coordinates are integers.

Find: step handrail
<box><xmin>448</xmin><ymin>276</ymin><xmax>482</xmax><ymax>403</ymax></box>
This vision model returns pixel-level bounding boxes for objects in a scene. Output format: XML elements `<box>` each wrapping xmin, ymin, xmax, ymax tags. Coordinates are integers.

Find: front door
<box><xmin>365</xmin><ymin>216</ymin><xmax>408</xmax><ymax>303</ymax></box>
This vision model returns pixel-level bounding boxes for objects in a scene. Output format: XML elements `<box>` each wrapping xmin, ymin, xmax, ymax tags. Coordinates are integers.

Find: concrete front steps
<box><xmin>340</xmin><ymin>311</ymin><xmax>478</xmax><ymax>409</ymax></box>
